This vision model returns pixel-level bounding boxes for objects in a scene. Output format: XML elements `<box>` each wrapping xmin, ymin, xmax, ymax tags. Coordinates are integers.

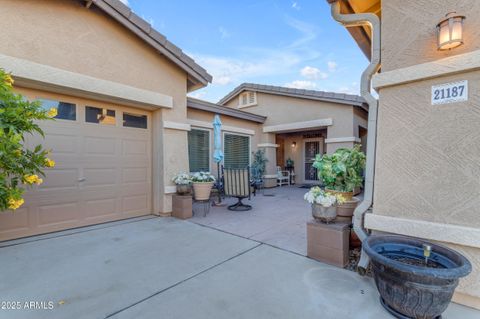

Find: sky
<box><xmin>121</xmin><ymin>0</ymin><xmax>369</xmax><ymax>103</ymax></box>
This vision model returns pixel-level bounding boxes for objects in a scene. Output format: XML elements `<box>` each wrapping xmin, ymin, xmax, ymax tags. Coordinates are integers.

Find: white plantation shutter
<box><xmin>188</xmin><ymin>129</ymin><xmax>210</xmax><ymax>172</ymax></box>
<box><xmin>224</xmin><ymin>133</ymin><xmax>250</xmax><ymax>169</ymax></box>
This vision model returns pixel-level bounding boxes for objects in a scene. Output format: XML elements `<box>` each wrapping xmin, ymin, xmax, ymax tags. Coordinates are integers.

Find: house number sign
<box><xmin>431</xmin><ymin>80</ymin><xmax>468</xmax><ymax>105</ymax></box>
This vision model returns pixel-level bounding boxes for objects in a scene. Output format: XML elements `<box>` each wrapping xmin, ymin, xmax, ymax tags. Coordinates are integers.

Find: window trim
<box><xmin>188</xmin><ymin>127</ymin><xmax>211</xmax><ymax>173</ymax></box>
<box><xmin>222</xmin><ymin>131</ymin><xmax>251</xmax><ymax>168</ymax></box>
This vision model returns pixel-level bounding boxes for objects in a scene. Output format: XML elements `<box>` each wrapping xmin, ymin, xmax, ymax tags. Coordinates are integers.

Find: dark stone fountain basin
<box><xmin>363</xmin><ymin>235</ymin><xmax>472</xmax><ymax>319</ymax></box>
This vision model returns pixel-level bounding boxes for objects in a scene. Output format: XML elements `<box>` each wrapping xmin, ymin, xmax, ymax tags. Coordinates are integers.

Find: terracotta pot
<box><xmin>311</xmin><ymin>203</ymin><xmax>337</xmax><ymax>224</ymax></box>
<box><xmin>325</xmin><ymin>189</ymin><xmax>354</xmax><ymax>201</ymax></box>
<box><xmin>176</xmin><ymin>184</ymin><xmax>191</xmax><ymax>195</ymax></box>
<box><xmin>337</xmin><ymin>197</ymin><xmax>360</xmax><ymax>219</ymax></box>
<box><xmin>192</xmin><ymin>182</ymin><xmax>214</xmax><ymax>200</ymax></box>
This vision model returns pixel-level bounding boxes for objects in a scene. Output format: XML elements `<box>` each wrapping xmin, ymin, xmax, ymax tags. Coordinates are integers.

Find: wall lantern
<box><xmin>291</xmin><ymin>141</ymin><xmax>297</xmax><ymax>148</ymax></box>
<box><xmin>437</xmin><ymin>12</ymin><xmax>465</xmax><ymax>50</ymax></box>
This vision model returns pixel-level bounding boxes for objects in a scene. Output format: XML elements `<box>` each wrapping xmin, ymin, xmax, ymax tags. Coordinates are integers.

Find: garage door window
<box><xmin>188</xmin><ymin>129</ymin><xmax>210</xmax><ymax>172</ymax></box>
<box><xmin>39</xmin><ymin>99</ymin><xmax>76</xmax><ymax>121</ymax></box>
<box><xmin>123</xmin><ymin>113</ymin><xmax>147</xmax><ymax>129</ymax></box>
<box><xmin>224</xmin><ymin>133</ymin><xmax>250</xmax><ymax>169</ymax></box>
<box><xmin>86</xmin><ymin>106</ymin><xmax>116</xmax><ymax>125</ymax></box>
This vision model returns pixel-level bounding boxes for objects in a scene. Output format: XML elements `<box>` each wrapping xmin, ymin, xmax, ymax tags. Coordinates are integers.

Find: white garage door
<box><xmin>0</xmin><ymin>100</ymin><xmax>152</xmax><ymax>241</ymax></box>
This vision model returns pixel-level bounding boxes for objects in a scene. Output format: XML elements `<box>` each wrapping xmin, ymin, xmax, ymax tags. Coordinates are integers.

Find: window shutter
<box><xmin>240</xmin><ymin>93</ymin><xmax>248</xmax><ymax>106</ymax></box>
<box><xmin>248</xmin><ymin>91</ymin><xmax>256</xmax><ymax>104</ymax></box>
<box><xmin>188</xmin><ymin>129</ymin><xmax>210</xmax><ymax>172</ymax></box>
<box><xmin>224</xmin><ymin>134</ymin><xmax>250</xmax><ymax>169</ymax></box>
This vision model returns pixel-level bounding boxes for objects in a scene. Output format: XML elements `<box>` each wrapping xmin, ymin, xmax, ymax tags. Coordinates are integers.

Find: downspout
<box><xmin>329</xmin><ymin>0</ymin><xmax>381</xmax><ymax>275</ymax></box>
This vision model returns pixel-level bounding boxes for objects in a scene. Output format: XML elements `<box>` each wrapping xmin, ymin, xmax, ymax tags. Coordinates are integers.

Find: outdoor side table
<box><xmin>172</xmin><ymin>195</ymin><xmax>193</xmax><ymax>219</ymax></box>
<box><xmin>307</xmin><ymin>220</ymin><xmax>350</xmax><ymax>267</ymax></box>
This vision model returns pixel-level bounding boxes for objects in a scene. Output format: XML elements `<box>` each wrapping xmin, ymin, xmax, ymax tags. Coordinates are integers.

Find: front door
<box><xmin>304</xmin><ymin>138</ymin><xmax>323</xmax><ymax>183</ymax></box>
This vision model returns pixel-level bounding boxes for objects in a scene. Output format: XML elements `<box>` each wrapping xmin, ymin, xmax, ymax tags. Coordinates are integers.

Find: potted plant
<box><xmin>304</xmin><ymin>186</ymin><xmax>345</xmax><ymax>223</ymax></box>
<box><xmin>313</xmin><ymin>145</ymin><xmax>365</xmax><ymax>219</ymax></box>
<box><xmin>364</xmin><ymin>235</ymin><xmax>471</xmax><ymax>319</ymax></box>
<box><xmin>191</xmin><ymin>171</ymin><xmax>216</xmax><ymax>200</ymax></box>
<box><xmin>172</xmin><ymin>172</ymin><xmax>192</xmax><ymax>195</ymax></box>
<box><xmin>251</xmin><ymin>150</ymin><xmax>268</xmax><ymax>191</ymax></box>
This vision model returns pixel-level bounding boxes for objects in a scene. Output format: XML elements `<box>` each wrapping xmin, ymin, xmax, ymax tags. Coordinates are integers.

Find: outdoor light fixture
<box><xmin>437</xmin><ymin>12</ymin><xmax>465</xmax><ymax>50</ymax></box>
<box><xmin>292</xmin><ymin>141</ymin><xmax>297</xmax><ymax>148</ymax></box>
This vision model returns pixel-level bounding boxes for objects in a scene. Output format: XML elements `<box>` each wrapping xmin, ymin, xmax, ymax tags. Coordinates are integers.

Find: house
<box><xmin>186</xmin><ymin>84</ymin><xmax>368</xmax><ymax>188</ymax></box>
<box><xmin>0</xmin><ymin>2</ymin><xmax>366</xmax><ymax>242</ymax></box>
<box><xmin>0</xmin><ymin>0</ymin><xmax>212</xmax><ymax>240</ymax></box>
<box><xmin>326</xmin><ymin>0</ymin><xmax>480</xmax><ymax>309</ymax></box>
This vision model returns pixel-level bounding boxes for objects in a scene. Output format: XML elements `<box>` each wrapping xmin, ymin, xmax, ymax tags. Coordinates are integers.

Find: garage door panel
<box><xmin>122</xmin><ymin>194</ymin><xmax>148</xmax><ymax>214</ymax></box>
<box><xmin>0</xmin><ymin>208</ymin><xmax>30</xmax><ymax>233</ymax></box>
<box><xmin>43</xmin><ymin>133</ymin><xmax>80</xmax><ymax>155</ymax></box>
<box><xmin>37</xmin><ymin>202</ymin><xmax>80</xmax><ymax>228</ymax></box>
<box><xmin>85</xmin><ymin>198</ymin><xmax>117</xmax><ymax>219</ymax></box>
<box><xmin>122</xmin><ymin>139</ymin><xmax>149</xmax><ymax>156</ymax></box>
<box><xmin>39</xmin><ymin>168</ymin><xmax>79</xmax><ymax>190</ymax></box>
<box><xmin>122</xmin><ymin>167</ymin><xmax>148</xmax><ymax>183</ymax></box>
<box><xmin>84</xmin><ymin>168</ymin><xmax>117</xmax><ymax>186</ymax></box>
<box><xmin>84</xmin><ymin>136</ymin><xmax>117</xmax><ymax>155</ymax></box>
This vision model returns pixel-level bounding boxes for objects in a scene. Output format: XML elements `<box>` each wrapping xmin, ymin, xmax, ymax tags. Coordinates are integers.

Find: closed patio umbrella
<box><xmin>213</xmin><ymin>115</ymin><xmax>224</xmax><ymax>203</ymax></box>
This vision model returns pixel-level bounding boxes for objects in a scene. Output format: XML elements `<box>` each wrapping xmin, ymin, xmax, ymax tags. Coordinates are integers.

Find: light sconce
<box><xmin>291</xmin><ymin>141</ymin><xmax>297</xmax><ymax>148</ymax></box>
<box><xmin>437</xmin><ymin>12</ymin><xmax>465</xmax><ymax>50</ymax></box>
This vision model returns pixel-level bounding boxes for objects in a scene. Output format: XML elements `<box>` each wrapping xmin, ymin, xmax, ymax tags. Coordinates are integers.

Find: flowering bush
<box><xmin>0</xmin><ymin>69</ymin><xmax>56</xmax><ymax>211</ymax></box>
<box><xmin>190</xmin><ymin>171</ymin><xmax>215</xmax><ymax>183</ymax></box>
<box><xmin>304</xmin><ymin>186</ymin><xmax>345</xmax><ymax>207</ymax></box>
<box><xmin>172</xmin><ymin>172</ymin><xmax>191</xmax><ymax>185</ymax></box>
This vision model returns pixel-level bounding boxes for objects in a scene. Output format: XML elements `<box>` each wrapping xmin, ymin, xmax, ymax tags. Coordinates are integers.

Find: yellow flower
<box><xmin>8</xmin><ymin>197</ymin><xmax>24</xmax><ymax>210</ymax></box>
<box><xmin>13</xmin><ymin>149</ymin><xmax>22</xmax><ymax>157</ymax></box>
<box><xmin>4</xmin><ymin>74</ymin><xmax>14</xmax><ymax>87</ymax></box>
<box><xmin>45</xmin><ymin>158</ymin><xmax>55</xmax><ymax>168</ymax></box>
<box><xmin>24</xmin><ymin>174</ymin><xmax>43</xmax><ymax>185</ymax></box>
<box><xmin>47</xmin><ymin>107</ymin><xmax>58</xmax><ymax>118</ymax></box>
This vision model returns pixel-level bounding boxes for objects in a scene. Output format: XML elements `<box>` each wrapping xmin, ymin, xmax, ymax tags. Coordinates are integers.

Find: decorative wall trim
<box><xmin>373</xmin><ymin>49</ymin><xmax>480</xmax><ymax>89</ymax></box>
<box><xmin>187</xmin><ymin>120</ymin><xmax>255</xmax><ymax>135</ymax></box>
<box><xmin>164</xmin><ymin>186</ymin><xmax>177</xmax><ymax>194</ymax></box>
<box><xmin>263</xmin><ymin>118</ymin><xmax>333</xmax><ymax>133</ymax></box>
<box><xmin>0</xmin><ymin>54</ymin><xmax>174</xmax><ymax>110</ymax></box>
<box><xmin>325</xmin><ymin>137</ymin><xmax>361</xmax><ymax>144</ymax></box>
<box><xmin>365</xmin><ymin>214</ymin><xmax>480</xmax><ymax>248</ymax></box>
<box><xmin>163</xmin><ymin>121</ymin><xmax>191</xmax><ymax>131</ymax></box>
<box><xmin>257</xmin><ymin>143</ymin><xmax>279</xmax><ymax>148</ymax></box>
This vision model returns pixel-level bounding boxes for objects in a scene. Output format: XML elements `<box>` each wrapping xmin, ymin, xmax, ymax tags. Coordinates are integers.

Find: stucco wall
<box><xmin>382</xmin><ymin>0</ymin><xmax>480</xmax><ymax>72</ymax></box>
<box><xmin>373</xmin><ymin>1</ymin><xmax>480</xmax><ymax>307</ymax></box>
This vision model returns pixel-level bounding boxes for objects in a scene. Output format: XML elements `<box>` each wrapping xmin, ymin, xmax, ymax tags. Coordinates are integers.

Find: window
<box><xmin>188</xmin><ymin>129</ymin><xmax>210</xmax><ymax>172</ymax></box>
<box><xmin>39</xmin><ymin>99</ymin><xmax>76</xmax><ymax>121</ymax></box>
<box><xmin>123</xmin><ymin>112</ymin><xmax>147</xmax><ymax>129</ymax></box>
<box><xmin>238</xmin><ymin>91</ymin><xmax>257</xmax><ymax>108</ymax></box>
<box><xmin>224</xmin><ymin>133</ymin><xmax>250</xmax><ymax>169</ymax></box>
<box><xmin>86</xmin><ymin>106</ymin><xmax>116</xmax><ymax>125</ymax></box>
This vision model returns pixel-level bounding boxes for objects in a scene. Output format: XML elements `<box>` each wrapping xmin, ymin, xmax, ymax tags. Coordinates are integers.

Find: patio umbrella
<box><xmin>212</xmin><ymin>115</ymin><xmax>224</xmax><ymax>203</ymax></box>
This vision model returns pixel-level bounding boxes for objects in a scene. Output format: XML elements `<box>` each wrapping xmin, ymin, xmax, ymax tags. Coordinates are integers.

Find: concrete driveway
<box><xmin>0</xmin><ymin>217</ymin><xmax>477</xmax><ymax>319</ymax></box>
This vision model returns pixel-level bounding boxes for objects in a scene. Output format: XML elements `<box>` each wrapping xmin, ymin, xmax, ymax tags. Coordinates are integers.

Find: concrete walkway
<box><xmin>191</xmin><ymin>185</ymin><xmax>311</xmax><ymax>255</ymax></box>
<box><xmin>0</xmin><ymin>217</ymin><xmax>477</xmax><ymax>319</ymax></box>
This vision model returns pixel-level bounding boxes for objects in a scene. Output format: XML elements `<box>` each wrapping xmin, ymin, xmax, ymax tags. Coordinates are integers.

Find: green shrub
<box><xmin>312</xmin><ymin>145</ymin><xmax>366</xmax><ymax>192</ymax></box>
<box><xmin>0</xmin><ymin>69</ymin><xmax>56</xmax><ymax>211</ymax></box>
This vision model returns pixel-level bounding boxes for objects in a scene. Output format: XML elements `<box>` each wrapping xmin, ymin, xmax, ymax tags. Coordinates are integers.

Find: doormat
<box><xmin>298</xmin><ymin>184</ymin><xmax>321</xmax><ymax>189</ymax></box>
<box><xmin>263</xmin><ymin>193</ymin><xmax>276</xmax><ymax>197</ymax></box>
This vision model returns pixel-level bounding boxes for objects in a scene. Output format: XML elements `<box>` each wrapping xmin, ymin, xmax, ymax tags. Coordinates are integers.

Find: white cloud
<box><xmin>300</xmin><ymin>66</ymin><xmax>328</xmax><ymax>80</ymax></box>
<box><xmin>214</xmin><ymin>75</ymin><xmax>232</xmax><ymax>85</ymax></box>
<box><xmin>291</xmin><ymin>2</ymin><xmax>300</xmax><ymax>10</ymax></box>
<box><xmin>119</xmin><ymin>0</ymin><xmax>129</xmax><ymax>6</ymax></box>
<box><xmin>327</xmin><ymin>61</ymin><xmax>337</xmax><ymax>72</ymax></box>
<box><xmin>188</xmin><ymin>91</ymin><xmax>207</xmax><ymax>99</ymax></box>
<box><xmin>218</xmin><ymin>26</ymin><xmax>231</xmax><ymax>39</ymax></box>
<box><xmin>285</xmin><ymin>80</ymin><xmax>317</xmax><ymax>90</ymax></box>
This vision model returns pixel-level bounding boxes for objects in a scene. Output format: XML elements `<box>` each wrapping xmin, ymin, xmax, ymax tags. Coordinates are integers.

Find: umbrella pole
<box><xmin>217</xmin><ymin>163</ymin><xmax>221</xmax><ymax>204</ymax></box>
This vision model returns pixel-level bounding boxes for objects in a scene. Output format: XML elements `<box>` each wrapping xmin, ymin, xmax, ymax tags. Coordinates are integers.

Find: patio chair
<box><xmin>277</xmin><ymin>166</ymin><xmax>290</xmax><ymax>186</ymax></box>
<box><xmin>250</xmin><ymin>166</ymin><xmax>264</xmax><ymax>196</ymax></box>
<box><xmin>222</xmin><ymin>166</ymin><xmax>252</xmax><ymax>211</ymax></box>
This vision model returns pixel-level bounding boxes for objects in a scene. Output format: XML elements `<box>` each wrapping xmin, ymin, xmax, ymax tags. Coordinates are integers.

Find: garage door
<box><xmin>0</xmin><ymin>100</ymin><xmax>152</xmax><ymax>241</ymax></box>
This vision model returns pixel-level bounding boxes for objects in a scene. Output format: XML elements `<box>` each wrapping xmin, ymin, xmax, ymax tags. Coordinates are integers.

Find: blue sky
<box><xmin>122</xmin><ymin>0</ymin><xmax>368</xmax><ymax>103</ymax></box>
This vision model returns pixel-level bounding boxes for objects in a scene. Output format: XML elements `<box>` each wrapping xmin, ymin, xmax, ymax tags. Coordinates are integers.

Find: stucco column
<box><xmin>258</xmin><ymin>133</ymin><xmax>278</xmax><ymax>188</ymax></box>
<box><xmin>152</xmin><ymin>109</ymin><xmax>165</xmax><ymax>215</ymax></box>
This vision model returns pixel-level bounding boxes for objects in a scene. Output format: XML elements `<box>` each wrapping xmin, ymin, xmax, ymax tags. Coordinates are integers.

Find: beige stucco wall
<box><xmin>381</xmin><ymin>0</ymin><xmax>480</xmax><ymax>72</ymax></box>
<box><xmin>372</xmin><ymin>0</ymin><xmax>480</xmax><ymax>309</ymax></box>
<box><xmin>0</xmin><ymin>0</ymin><xmax>193</xmax><ymax>215</ymax></box>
